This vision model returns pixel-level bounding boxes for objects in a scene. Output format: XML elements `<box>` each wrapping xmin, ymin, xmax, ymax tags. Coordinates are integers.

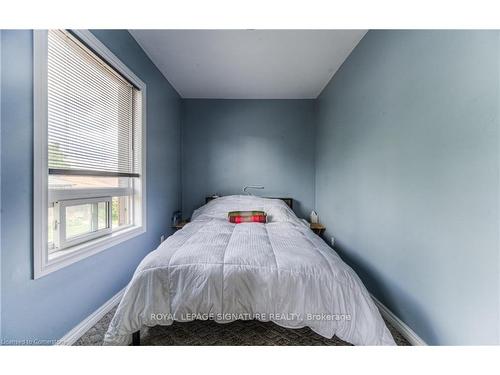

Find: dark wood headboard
<box><xmin>205</xmin><ymin>196</ymin><xmax>293</xmax><ymax>210</ymax></box>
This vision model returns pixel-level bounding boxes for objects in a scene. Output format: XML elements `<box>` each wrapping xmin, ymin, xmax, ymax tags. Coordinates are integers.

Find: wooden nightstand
<box><xmin>310</xmin><ymin>223</ymin><xmax>326</xmax><ymax>236</ymax></box>
<box><xmin>205</xmin><ymin>196</ymin><xmax>220</xmax><ymax>204</ymax></box>
<box><xmin>172</xmin><ymin>220</ymin><xmax>189</xmax><ymax>230</ymax></box>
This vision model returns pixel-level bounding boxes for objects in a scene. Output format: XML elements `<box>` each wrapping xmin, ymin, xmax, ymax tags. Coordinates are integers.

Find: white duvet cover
<box><xmin>104</xmin><ymin>195</ymin><xmax>395</xmax><ymax>345</ymax></box>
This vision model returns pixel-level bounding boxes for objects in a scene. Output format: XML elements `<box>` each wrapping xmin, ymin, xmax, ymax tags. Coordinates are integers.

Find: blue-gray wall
<box><xmin>182</xmin><ymin>99</ymin><xmax>316</xmax><ymax>218</ymax></box>
<box><xmin>315</xmin><ymin>30</ymin><xmax>500</xmax><ymax>345</ymax></box>
<box><xmin>0</xmin><ymin>30</ymin><xmax>182</xmax><ymax>343</ymax></box>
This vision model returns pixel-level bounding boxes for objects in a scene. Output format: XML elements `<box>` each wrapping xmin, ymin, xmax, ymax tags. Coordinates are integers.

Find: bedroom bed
<box><xmin>103</xmin><ymin>195</ymin><xmax>395</xmax><ymax>346</ymax></box>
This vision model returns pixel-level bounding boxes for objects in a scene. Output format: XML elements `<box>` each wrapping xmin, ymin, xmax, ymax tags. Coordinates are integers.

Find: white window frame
<box><xmin>54</xmin><ymin>196</ymin><xmax>113</xmax><ymax>250</ymax></box>
<box><xmin>33</xmin><ymin>30</ymin><xmax>147</xmax><ymax>279</ymax></box>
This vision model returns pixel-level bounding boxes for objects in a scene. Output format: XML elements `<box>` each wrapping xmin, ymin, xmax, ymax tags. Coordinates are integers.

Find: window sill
<box><xmin>35</xmin><ymin>225</ymin><xmax>145</xmax><ymax>279</ymax></box>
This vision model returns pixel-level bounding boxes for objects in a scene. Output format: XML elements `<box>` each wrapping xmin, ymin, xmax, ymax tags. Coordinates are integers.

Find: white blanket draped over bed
<box><xmin>104</xmin><ymin>195</ymin><xmax>395</xmax><ymax>345</ymax></box>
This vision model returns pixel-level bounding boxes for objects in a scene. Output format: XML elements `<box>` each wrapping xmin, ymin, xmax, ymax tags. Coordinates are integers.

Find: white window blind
<box><xmin>47</xmin><ymin>29</ymin><xmax>141</xmax><ymax>177</ymax></box>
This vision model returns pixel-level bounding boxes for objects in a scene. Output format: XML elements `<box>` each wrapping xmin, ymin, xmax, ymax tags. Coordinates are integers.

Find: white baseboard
<box><xmin>57</xmin><ymin>287</ymin><xmax>125</xmax><ymax>345</ymax></box>
<box><xmin>371</xmin><ymin>295</ymin><xmax>427</xmax><ymax>346</ymax></box>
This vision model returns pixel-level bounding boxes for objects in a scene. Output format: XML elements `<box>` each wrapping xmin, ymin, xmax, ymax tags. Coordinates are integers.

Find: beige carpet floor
<box><xmin>74</xmin><ymin>306</ymin><xmax>410</xmax><ymax>346</ymax></box>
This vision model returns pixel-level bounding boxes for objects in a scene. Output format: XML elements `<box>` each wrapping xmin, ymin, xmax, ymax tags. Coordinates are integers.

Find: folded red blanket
<box><xmin>228</xmin><ymin>210</ymin><xmax>267</xmax><ymax>224</ymax></box>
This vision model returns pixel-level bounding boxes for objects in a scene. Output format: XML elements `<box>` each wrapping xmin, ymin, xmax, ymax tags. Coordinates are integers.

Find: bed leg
<box><xmin>132</xmin><ymin>330</ymin><xmax>140</xmax><ymax>346</ymax></box>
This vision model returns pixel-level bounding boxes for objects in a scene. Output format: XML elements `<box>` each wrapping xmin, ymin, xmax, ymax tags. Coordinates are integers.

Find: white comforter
<box><xmin>104</xmin><ymin>195</ymin><xmax>395</xmax><ymax>345</ymax></box>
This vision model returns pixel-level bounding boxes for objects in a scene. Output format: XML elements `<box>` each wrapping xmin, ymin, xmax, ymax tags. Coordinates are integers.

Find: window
<box><xmin>34</xmin><ymin>30</ymin><xmax>147</xmax><ymax>278</ymax></box>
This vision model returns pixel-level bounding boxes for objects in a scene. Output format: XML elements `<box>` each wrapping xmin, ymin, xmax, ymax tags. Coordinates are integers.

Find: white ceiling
<box><xmin>129</xmin><ymin>30</ymin><xmax>367</xmax><ymax>99</ymax></box>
